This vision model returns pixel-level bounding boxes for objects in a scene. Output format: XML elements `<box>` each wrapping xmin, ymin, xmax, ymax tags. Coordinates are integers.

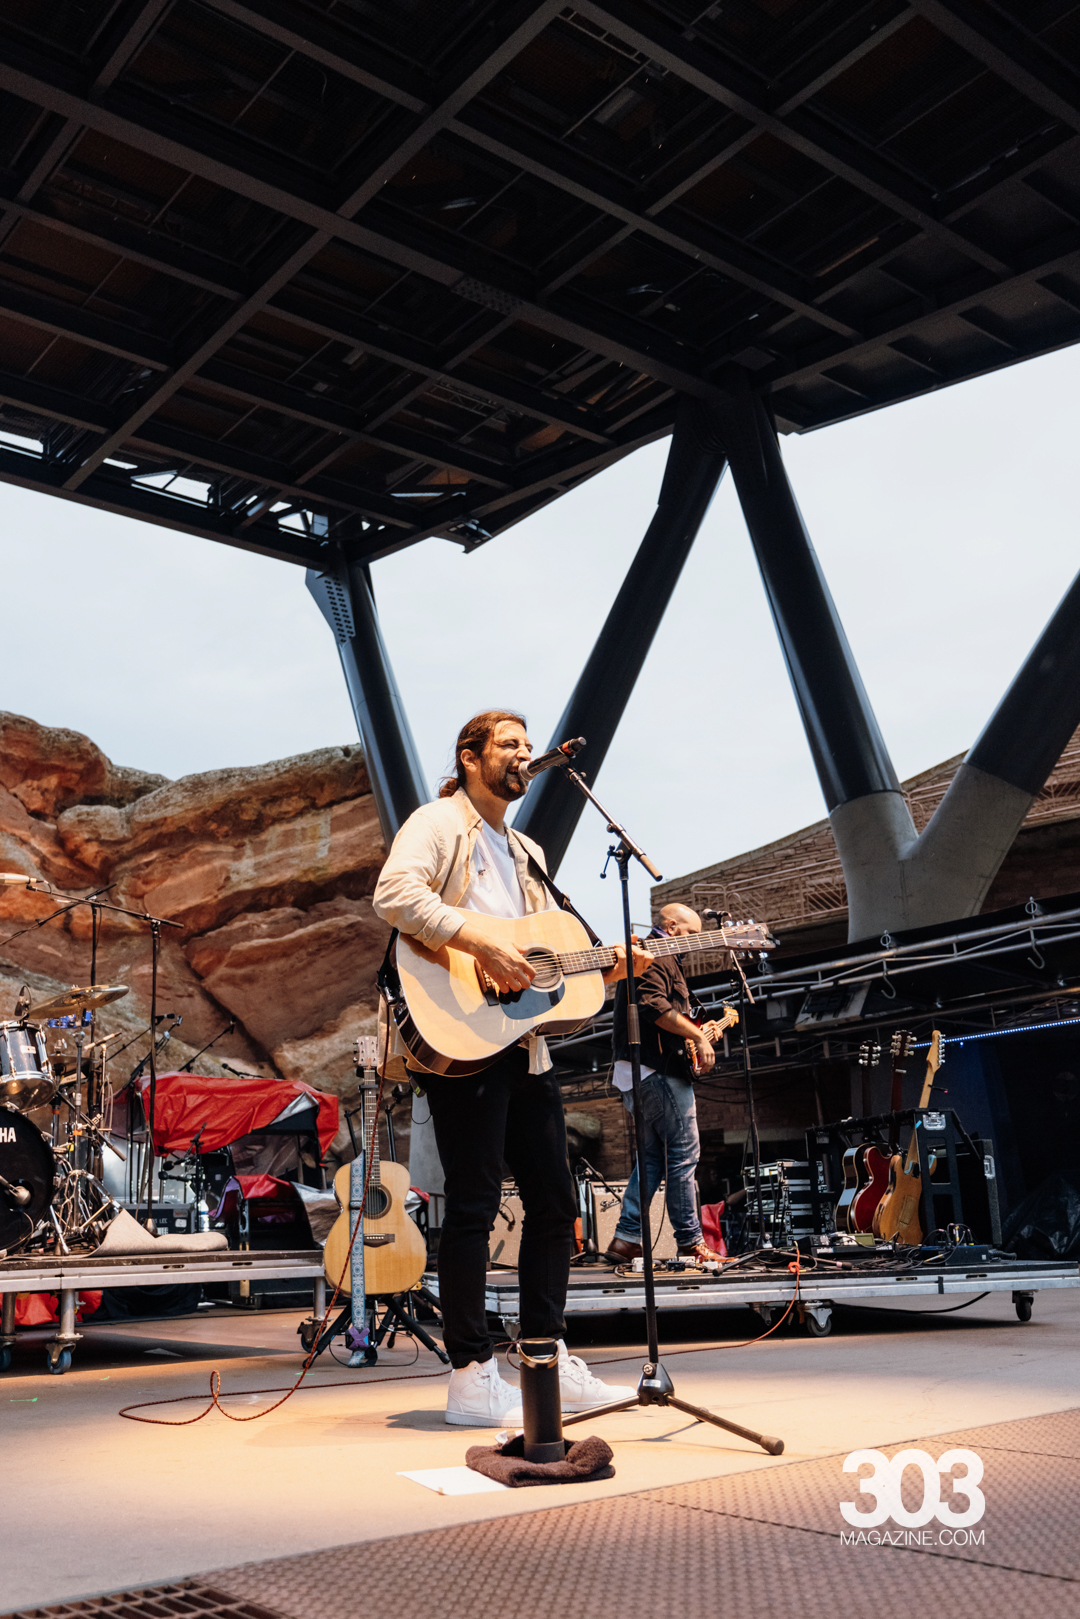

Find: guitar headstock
<box><xmin>719</xmin><ymin>920</ymin><xmax>776</xmax><ymax>952</ymax></box>
<box><xmin>857</xmin><ymin>1039</ymin><xmax>881</xmax><ymax>1068</ymax></box>
<box><xmin>718</xmin><ymin>1003</ymin><xmax>739</xmax><ymax>1031</ymax></box>
<box><xmin>353</xmin><ymin>1035</ymin><xmax>380</xmax><ymax>1072</ymax></box>
<box><xmin>926</xmin><ymin>1029</ymin><xmax>943</xmax><ymax>1074</ymax></box>
<box><xmin>890</xmin><ymin>1028</ymin><xmax>912</xmax><ymax>1063</ymax></box>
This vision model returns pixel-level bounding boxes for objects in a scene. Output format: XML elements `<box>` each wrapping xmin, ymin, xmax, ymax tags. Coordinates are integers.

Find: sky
<box><xmin>1</xmin><ymin>343</ymin><xmax>1078</xmax><ymax>943</ymax></box>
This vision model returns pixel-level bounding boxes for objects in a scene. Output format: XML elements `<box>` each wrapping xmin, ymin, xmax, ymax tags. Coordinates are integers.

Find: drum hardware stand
<box><xmin>302</xmin><ymin>1060</ymin><xmax>449</xmax><ymax>1369</ymax></box>
<box><xmin>556</xmin><ymin>761</ymin><xmax>785</xmax><ymax>1456</ymax></box>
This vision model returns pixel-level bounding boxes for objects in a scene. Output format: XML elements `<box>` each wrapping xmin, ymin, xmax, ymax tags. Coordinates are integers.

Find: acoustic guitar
<box><xmin>393</xmin><ymin>912</ymin><xmax>774</xmax><ymax>1075</ymax></box>
<box><xmin>835</xmin><ymin>1142</ymin><xmax>873</xmax><ymax>1233</ymax></box>
<box><xmin>873</xmin><ymin>1031</ymin><xmax>943</xmax><ymax>1245</ymax></box>
<box><xmin>685</xmin><ymin>1005</ymin><xmax>739</xmax><ymax>1076</ymax></box>
<box><xmin>848</xmin><ymin>1031</ymin><xmax>911</xmax><ymax>1233</ymax></box>
<box><xmin>323</xmin><ymin>1082</ymin><xmax>427</xmax><ymax>1298</ymax></box>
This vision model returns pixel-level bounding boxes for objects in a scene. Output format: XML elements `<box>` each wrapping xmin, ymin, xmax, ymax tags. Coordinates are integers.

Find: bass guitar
<box><xmin>873</xmin><ymin>1031</ymin><xmax>943</xmax><ymax>1245</ymax></box>
<box><xmin>323</xmin><ymin>1077</ymin><xmax>427</xmax><ymax>1298</ymax></box>
<box><xmin>393</xmin><ymin>912</ymin><xmax>775</xmax><ymax>1075</ymax></box>
<box><xmin>848</xmin><ymin>1031</ymin><xmax>911</xmax><ymax>1233</ymax></box>
<box><xmin>686</xmin><ymin>1005</ymin><xmax>739</xmax><ymax>1076</ymax></box>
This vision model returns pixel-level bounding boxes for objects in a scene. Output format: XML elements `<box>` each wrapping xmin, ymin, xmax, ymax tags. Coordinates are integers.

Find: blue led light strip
<box><xmin>913</xmin><ymin>1015</ymin><xmax>1080</xmax><ymax>1050</ymax></box>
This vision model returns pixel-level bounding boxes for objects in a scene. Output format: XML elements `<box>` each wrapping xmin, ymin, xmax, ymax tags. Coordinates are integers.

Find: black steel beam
<box><xmin>513</xmin><ymin>396</ymin><xmax>727</xmax><ymax>870</ymax></box>
<box><xmin>127</xmin><ymin>417</ymin><xmax>417</xmax><ymax>529</ymax></box>
<box><xmin>0</xmin><ymin>444</ymin><xmax>321</xmax><ymax>566</ymax></box>
<box><xmin>907</xmin><ymin>0</ymin><xmax>1080</xmax><ymax>134</ymax></box>
<box><xmin>307</xmin><ymin>551</ymin><xmax>429</xmax><ymax>841</ymax></box>
<box><xmin>575</xmin><ymin>0</ymin><xmax>1010</xmax><ymax>276</ymax></box>
<box><xmin>264</xmin><ymin>289</ymin><xmax>614</xmax><ymax>444</ymax></box>
<box><xmin>968</xmin><ymin>566</ymin><xmax>1080</xmax><ymax>797</ymax></box>
<box><xmin>0</xmin><ymin>280</ymin><xmax>171</xmax><ymax>369</ymax></box>
<box><xmin>0</xmin><ymin>368</ymin><xmax>112</xmax><ymax>432</ymax></box>
<box><xmin>715</xmin><ymin>383</ymin><xmax>900</xmax><ymax>810</ymax></box>
<box><xmin>450</xmin><ymin>111</ymin><xmax>859</xmax><ymax>339</ymax></box>
<box><xmin>0</xmin><ymin>189</ymin><xmax>246</xmax><ymax>301</ymax></box>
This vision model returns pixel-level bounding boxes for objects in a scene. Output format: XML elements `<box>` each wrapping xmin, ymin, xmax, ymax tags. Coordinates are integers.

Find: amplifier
<box><xmin>592</xmin><ymin>1179</ymin><xmax>680</xmax><ymax>1260</ymax></box>
<box><xmin>121</xmin><ymin>1202</ymin><xmax>202</xmax><ymax>1236</ymax></box>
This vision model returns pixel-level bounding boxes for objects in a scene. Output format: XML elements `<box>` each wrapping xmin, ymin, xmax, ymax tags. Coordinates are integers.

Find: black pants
<box><xmin>421</xmin><ymin>1046</ymin><xmax>576</xmax><ymax>1368</ymax></box>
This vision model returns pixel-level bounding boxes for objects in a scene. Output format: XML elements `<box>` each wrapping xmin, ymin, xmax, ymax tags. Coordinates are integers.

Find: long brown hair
<box><xmin>438</xmin><ymin>710</ymin><xmax>526</xmax><ymax>798</ymax></box>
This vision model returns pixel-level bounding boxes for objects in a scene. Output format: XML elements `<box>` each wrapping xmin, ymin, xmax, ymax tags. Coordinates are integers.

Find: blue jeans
<box><xmin>613</xmin><ymin>1069</ymin><xmax>702</xmax><ymax>1251</ymax></box>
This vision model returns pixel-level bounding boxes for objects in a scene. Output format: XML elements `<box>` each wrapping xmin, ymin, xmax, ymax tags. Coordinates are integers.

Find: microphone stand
<box><xmin>554</xmin><ymin>764</ymin><xmax>784</xmax><ymax>1455</ymax></box>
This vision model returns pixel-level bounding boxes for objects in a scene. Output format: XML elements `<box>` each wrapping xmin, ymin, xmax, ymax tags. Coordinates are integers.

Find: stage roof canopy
<box><xmin>0</xmin><ymin>0</ymin><xmax>1078</xmax><ymax>566</ymax></box>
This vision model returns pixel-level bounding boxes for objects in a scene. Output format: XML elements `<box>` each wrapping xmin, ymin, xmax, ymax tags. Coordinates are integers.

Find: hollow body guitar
<box><xmin>393</xmin><ymin>911</ymin><xmax>774</xmax><ymax>1076</ymax></box>
<box><xmin>323</xmin><ymin>1092</ymin><xmax>426</xmax><ymax>1297</ymax></box>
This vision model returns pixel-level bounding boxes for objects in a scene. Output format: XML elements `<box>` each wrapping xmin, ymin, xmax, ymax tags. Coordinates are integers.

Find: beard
<box><xmin>482</xmin><ymin>754</ymin><xmax>527</xmax><ymax>802</ymax></box>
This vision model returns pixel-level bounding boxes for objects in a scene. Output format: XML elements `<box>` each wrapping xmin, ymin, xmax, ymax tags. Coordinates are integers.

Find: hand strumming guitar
<box><xmin>452</xmin><ymin>916</ymin><xmax>536</xmax><ymax>994</ymax></box>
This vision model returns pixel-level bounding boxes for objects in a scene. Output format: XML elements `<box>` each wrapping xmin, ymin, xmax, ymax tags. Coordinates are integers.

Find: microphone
<box><xmin>519</xmin><ymin>737</ymin><xmax>586</xmax><ymax>782</ymax></box>
<box><xmin>0</xmin><ymin>1174</ymin><xmax>30</xmax><ymax>1207</ymax></box>
<box><xmin>0</xmin><ymin>873</ymin><xmax>52</xmax><ymax>893</ymax></box>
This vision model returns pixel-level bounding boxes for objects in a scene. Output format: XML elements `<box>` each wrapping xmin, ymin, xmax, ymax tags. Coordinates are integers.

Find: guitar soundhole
<box><xmin>523</xmin><ymin>946</ymin><xmax>562</xmax><ymax>991</ymax></box>
<box><xmin>365</xmin><ymin>1188</ymin><xmax>391</xmax><ymax>1219</ymax></box>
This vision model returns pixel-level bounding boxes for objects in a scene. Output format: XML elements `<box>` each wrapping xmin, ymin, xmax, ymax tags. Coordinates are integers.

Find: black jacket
<box><xmin>612</xmin><ymin>954</ymin><xmax>694</xmax><ymax>1077</ymax></box>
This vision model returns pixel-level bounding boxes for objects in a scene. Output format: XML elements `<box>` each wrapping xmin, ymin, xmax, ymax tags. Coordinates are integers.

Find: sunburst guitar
<box><xmin>393</xmin><ymin>910</ymin><xmax>775</xmax><ymax>1076</ymax></box>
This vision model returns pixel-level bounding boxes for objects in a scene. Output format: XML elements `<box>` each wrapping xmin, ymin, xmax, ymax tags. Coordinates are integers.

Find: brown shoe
<box><xmin>678</xmin><ymin>1241</ymin><xmax>727</xmax><ymax>1264</ymax></box>
<box><xmin>604</xmin><ymin>1235</ymin><xmax>642</xmax><ymax>1264</ymax></box>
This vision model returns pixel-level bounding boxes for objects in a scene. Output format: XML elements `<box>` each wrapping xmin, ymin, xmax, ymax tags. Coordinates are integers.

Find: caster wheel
<box><xmin>0</xmin><ymin>1345</ymin><xmax>11</xmax><ymax>1372</ymax></box>
<box><xmin>755</xmin><ymin>1306</ymin><xmax>776</xmax><ymax>1329</ymax></box>
<box><xmin>1015</xmin><ymin>1299</ymin><xmax>1033</xmax><ymax>1322</ymax></box>
<box><xmin>47</xmin><ymin>1349</ymin><xmax>72</xmax><ymax>1375</ymax></box>
<box><xmin>298</xmin><ymin>1323</ymin><xmax>318</xmax><ymax>1352</ymax></box>
<box><xmin>806</xmin><ymin>1313</ymin><xmax>833</xmax><ymax>1338</ymax></box>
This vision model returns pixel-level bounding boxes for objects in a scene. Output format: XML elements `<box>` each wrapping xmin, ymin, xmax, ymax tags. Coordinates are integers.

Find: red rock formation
<box><xmin>0</xmin><ymin>713</ymin><xmax>390</xmax><ymax>1138</ymax></box>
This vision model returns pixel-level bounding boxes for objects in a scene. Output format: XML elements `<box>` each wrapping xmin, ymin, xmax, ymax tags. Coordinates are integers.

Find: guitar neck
<box><xmin>559</xmin><ymin>927</ymin><xmax>756</xmax><ymax>977</ymax></box>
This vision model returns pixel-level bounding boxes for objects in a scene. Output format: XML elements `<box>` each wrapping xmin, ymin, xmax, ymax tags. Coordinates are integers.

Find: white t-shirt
<box><xmin>463</xmin><ymin>820</ymin><xmax>526</xmax><ymax>920</ymax></box>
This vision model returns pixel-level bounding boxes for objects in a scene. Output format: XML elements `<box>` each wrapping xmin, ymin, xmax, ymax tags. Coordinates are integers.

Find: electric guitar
<box><xmin>685</xmin><ymin>1005</ymin><xmax>739</xmax><ymax>1076</ymax></box>
<box><xmin>873</xmin><ymin>1031</ymin><xmax>943</xmax><ymax>1245</ymax></box>
<box><xmin>393</xmin><ymin>911</ymin><xmax>775</xmax><ymax>1075</ymax></box>
<box><xmin>848</xmin><ymin>1031</ymin><xmax>911</xmax><ymax>1233</ymax></box>
<box><xmin>323</xmin><ymin>1080</ymin><xmax>427</xmax><ymax>1297</ymax></box>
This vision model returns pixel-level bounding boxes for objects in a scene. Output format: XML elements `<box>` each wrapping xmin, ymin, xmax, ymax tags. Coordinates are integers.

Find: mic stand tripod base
<box><xmin>562</xmin><ymin>1361</ymin><xmax>784</xmax><ymax>1455</ymax></box>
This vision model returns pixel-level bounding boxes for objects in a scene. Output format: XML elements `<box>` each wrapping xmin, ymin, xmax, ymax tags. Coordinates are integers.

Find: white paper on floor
<box><xmin>399</xmin><ymin>1466</ymin><xmax>509</xmax><ymax>1495</ymax></box>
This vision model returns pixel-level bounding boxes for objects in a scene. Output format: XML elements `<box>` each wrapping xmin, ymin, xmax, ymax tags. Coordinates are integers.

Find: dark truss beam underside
<box><xmin>0</xmin><ymin>0</ymin><xmax>1071</xmax><ymax>564</ymax></box>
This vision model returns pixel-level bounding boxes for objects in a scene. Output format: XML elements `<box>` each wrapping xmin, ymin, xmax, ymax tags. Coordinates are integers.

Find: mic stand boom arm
<box><xmin>554</xmin><ymin>766</ymin><xmax>783</xmax><ymax>1456</ymax></box>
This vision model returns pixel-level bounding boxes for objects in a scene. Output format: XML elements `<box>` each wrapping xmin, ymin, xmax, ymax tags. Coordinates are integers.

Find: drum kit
<box><xmin>0</xmin><ymin>984</ymin><xmax>132</xmax><ymax>1257</ymax></box>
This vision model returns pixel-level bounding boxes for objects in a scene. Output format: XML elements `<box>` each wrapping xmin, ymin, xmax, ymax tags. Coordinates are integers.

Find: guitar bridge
<box><xmin>475</xmin><ymin>961</ymin><xmax>501</xmax><ymax>1007</ymax></box>
<box><xmin>363</xmin><ymin>1233</ymin><xmax>395</xmax><ymax>1246</ymax></box>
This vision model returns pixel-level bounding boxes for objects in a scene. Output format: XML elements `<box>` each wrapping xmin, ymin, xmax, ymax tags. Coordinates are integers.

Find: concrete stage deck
<box><xmin>3</xmin><ymin>1290</ymin><xmax>1080</xmax><ymax>1612</ymax></box>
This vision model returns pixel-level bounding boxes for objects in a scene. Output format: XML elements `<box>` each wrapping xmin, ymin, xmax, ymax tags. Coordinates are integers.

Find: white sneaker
<box><xmin>557</xmin><ymin>1340</ymin><xmax>636</xmax><ymax>1412</ymax></box>
<box><xmin>445</xmin><ymin>1357</ymin><xmax>524</xmax><ymax>1427</ymax></box>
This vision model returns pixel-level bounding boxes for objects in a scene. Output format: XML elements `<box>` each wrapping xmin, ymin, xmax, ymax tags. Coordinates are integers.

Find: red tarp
<box><xmin>135</xmin><ymin>1072</ymin><xmax>339</xmax><ymax>1156</ymax></box>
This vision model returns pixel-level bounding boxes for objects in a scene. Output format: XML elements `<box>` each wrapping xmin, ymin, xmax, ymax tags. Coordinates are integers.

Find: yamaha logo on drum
<box><xmin>0</xmin><ymin>1125</ymin><xmax>17</xmax><ymax>1143</ymax></box>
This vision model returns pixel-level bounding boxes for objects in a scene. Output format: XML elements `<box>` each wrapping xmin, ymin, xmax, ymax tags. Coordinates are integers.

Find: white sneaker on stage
<box><xmin>557</xmin><ymin>1341</ymin><xmax>636</xmax><ymax>1412</ymax></box>
<box><xmin>445</xmin><ymin>1357</ymin><xmax>524</xmax><ymax>1427</ymax></box>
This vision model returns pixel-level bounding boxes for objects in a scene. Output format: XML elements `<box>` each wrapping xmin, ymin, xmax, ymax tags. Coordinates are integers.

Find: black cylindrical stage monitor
<box><xmin>518</xmin><ymin>1339</ymin><xmax>563</xmax><ymax>1463</ymax></box>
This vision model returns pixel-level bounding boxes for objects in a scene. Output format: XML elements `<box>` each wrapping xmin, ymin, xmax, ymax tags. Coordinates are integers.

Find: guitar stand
<box><xmin>307</xmin><ymin>1291</ymin><xmax>450</xmax><ymax>1367</ymax></box>
<box><xmin>560</xmin><ymin>764</ymin><xmax>785</xmax><ymax>1459</ymax></box>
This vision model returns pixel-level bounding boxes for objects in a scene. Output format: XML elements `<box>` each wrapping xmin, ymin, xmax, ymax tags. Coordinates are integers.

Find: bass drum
<box><xmin>0</xmin><ymin>1105</ymin><xmax>54</xmax><ymax>1250</ymax></box>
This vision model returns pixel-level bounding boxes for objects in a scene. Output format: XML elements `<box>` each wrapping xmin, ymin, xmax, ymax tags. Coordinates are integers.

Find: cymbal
<box><xmin>31</xmin><ymin>984</ymin><xmax>130</xmax><ymax>1018</ymax></box>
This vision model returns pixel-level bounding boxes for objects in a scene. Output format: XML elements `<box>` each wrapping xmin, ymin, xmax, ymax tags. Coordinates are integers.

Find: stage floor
<box><xmin>3</xmin><ymin>1291</ymin><xmax>1080</xmax><ymax>1610</ymax></box>
<box><xmin>26</xmin><ymin>1403</ymin><xmax>1075</xmax><ymax>1619</ymax></box>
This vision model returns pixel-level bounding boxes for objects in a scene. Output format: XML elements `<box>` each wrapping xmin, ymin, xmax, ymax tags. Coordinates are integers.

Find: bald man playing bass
<box><xmin>605</xmin><ymin>903</ymin><xmax>725</xmax><ymax>1266</ymax></box>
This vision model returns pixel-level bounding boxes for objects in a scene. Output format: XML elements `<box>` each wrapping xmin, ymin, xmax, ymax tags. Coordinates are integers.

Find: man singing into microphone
<box><xmin>374</xmin><ymin>711</ymin><xmax>644</xmax><ymax>1427</ymax></box>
